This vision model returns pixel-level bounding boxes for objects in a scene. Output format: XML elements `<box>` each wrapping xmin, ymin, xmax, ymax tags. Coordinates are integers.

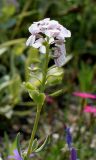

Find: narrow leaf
<box><xmin>35</xmin><ymin>136</ymin><xmax>49</xmax><ymax>153</ymax></box>
<box><xmin>31</xmin><ymin>139</ymin><xmax>39</xmax><ymax>151</ymax></box>
<box><xmin>16</xmin><ymin>133</ymin><xmax>21</xmax><ymax>156</ymax></box>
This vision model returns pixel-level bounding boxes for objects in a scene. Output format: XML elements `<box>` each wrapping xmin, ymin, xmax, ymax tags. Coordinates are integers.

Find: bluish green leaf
<box><xmin>31</xmin><ymin>139</ymin><xmax>39</xmax><ymax>152</ymax></box>
<box><xmin>35</xmin><ymin>136</ymin><xmax>50</xmax><ymax>153</ymax></box>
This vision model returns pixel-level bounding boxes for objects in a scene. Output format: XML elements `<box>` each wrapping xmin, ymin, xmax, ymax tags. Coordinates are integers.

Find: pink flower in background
<box><xmin>73</xmin><ymin>92</ymin><xmax>96</xmax><ymax>99</ymax></box>
<box><xmin>84</xmin><ymin>106</ymin><xmax>96</xmax><ymax>115</ymax></box>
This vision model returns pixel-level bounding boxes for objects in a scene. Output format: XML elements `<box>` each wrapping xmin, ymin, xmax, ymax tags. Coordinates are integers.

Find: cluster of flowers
<box><xmin>26</xmin><ymin>18</ymin><xmax>71</xmax><ymax>67</ymax></box>
<box><xmin>65</xmin><ymin>126</ymin><xmax>77</xmax><ymax>160</ymax></box>
<box><xmin>73</xmin><ymin>92</ymin><xmax>96</xmax><ymax>115</ymax></box>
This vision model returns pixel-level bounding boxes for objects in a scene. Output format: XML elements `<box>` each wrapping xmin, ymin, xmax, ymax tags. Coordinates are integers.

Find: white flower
<box><xmin>28</xmin><ymin>18</ymin><xmax>71</xmax><ymax>40</ymax></box>
<box><xmin>26</xmin><ymin>35</ymin><xmax>35</xmax><ymax>46</ymax></box>
<box><xmin>57</xmin><ymin>25</ymin><xmax>71</xmax><ymax>40</ymax></box>
<box><xmin>54</xmin><ymin>44</ymin><xmax>66</xmax><ymax>67</ymax></box>
<box><xmin>49</xmin><ymin>37</ymin><xmax>54</xmax><ymax>44</ymax></box>
<box><xmin>26</xmin><ymin>36</ymin><xmax>46</xmax><ymax>54</ymax></box>
<box><xmin>45</xmin><ymin>29</ymin><xmax>60</xmax><ymax>38</ymax></box>
<box><xmin>26</xmin><ymin>18</ymin><xmax>71</xmax><ymax>66</ymax></box>
<box><xmin>34</xmin><ymin>18</ymin><xmax>50</xmax><ymax>25</ymax></box>
<box><xmin>47</xmin><ymin>20</ymin><xmax>59</xmax><ymax>29</ymax></box>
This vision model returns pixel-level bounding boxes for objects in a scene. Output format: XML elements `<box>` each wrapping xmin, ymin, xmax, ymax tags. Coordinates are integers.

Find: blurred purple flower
<box><xmin>65</xmin><ymin>126</ymin><xmax>78</xmax><ymax>160</ymax></box>
<box><xmin>8</xmin><ymin>149</ymin><xmax>23</xmax><ymax>160</ymax></box>
<box><xmin>65</xmin><ymin>127</ymin><xmax>72</xmax><ymax>149</ymax></box>
<box><xmin>8</xmin><ymin>149</ymin><xmax>35</xmax><ymax>160</ymax></box>
<box><xmin>70</xmin><ymin>148</ymin><xmax>77</xmax><ymax>160</ymax></box>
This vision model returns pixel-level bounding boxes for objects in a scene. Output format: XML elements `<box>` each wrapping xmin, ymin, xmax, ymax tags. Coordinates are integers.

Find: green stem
<box><xmin>26</xmin><ymin>44</ymin><xmax>49</xmax><ymax>158</ymax></box>
<box><xmin>40</xmin><ymin>45</ymin><xmax>50</xmax><ymax>92</ymax></box>
<box><xmin>26</xmin><ymin>106</ymin><xmax>42</xmax><ymax>157</ymax></box>
<box><xmin>79</xmin><ymin>98</ymin><xmax>87</xmax><ymax>115</ymax></box>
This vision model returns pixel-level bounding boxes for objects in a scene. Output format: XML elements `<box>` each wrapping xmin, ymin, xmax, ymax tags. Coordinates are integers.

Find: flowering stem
<box><xmin>26</xmin><ymin>44</ymin><xmax>50</xmax><ymax>158</ymax></box>
<box><xmin>26</xmin><ymin>105</ymin><xmax>42</xmax><ymax>158</ymax></box>
<box><xmin>40</xmin><ymin>44</ymin><xmax>50</xmax><ymax>92</ymax></box>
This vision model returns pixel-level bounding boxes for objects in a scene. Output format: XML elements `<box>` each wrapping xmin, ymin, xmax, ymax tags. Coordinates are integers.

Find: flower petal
<box><xmin>45</xmin><ymin>29</ymin><xmax>60</xmax><ymax>38</ymax></box>
<box><xmin>8</xmin><ymin>149</ymin><xmax>22</xmax><ymax>160</ymax></box>
<box><xmin>26</xmin><ymin>35</ymin><xmax>35</xmax><ymax>46</ymax></box>
<box><xmin>47</xmin><ymin>20</ymin><xmax>59</xmax><ymax>29</ymax></box>
<box><xmin>29</xmin><ymin>24</ymin><xmax>40</xmax><ymax>34</ymax></box>
<box><xmin>39</xmin><ymin>45</ymin><xmax>46</xmax><ymax>54</ymax></box>
<box><xmin>70</xmin><ymin>148</ymin><xmax>77</xmax><ymax>160</ymax></box>
<box><xmin>66</xmin><ymin>128</ymin><xmax>72</xmax><ymax>149</ymax></box>
<box><xmin>84</xmin><ymin>106</ymin><xmax>96</xmax><ymax>114</ymax></box>
<box><xmin>60</xmin><ymin>26</ymin><xmax>71</xmax><ymax>37</ymax></box>
<box><xmin>32</xmin><ymin>38</ymin><xmax>43</xmax><ymax>48</ymax></box>
<box><xmin>49</xmin><ymin>37</ymin><xmax>54</xmax><ymax>44</ymax></box>
<box><xmin>54</xmin><ymin>44</ymin><xmax>66</xmax><ymax>67</ymax></box>
<box><xmin>73</xmin><ymin>92</ymin><xmax>96</xmax><ymax>99</ymax></box>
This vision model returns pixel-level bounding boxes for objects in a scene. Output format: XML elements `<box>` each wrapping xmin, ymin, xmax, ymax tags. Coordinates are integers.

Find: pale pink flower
<box><xmin>26</xmin><ymin>35</ymin><xmax>35</xmax><ymax>46</ymax></box>
<box><xmin>54</xmin><ymin>44</ymin><xmax>66</xmax><ymax>67</ymax></box>
<box><xmin>45</xmin><ymin>29</ymin><xmax>60</xmax><ymax>38</ymax></box>
<box><xmin>29</xmin><ymin>18</ymin><xmax>50</xmax><ymax>35</ymax></box>
<box><xmin>47</xmin><ymin>20</ymin><xmax>59</xmax><ymax>29</ymax></box>
<box><xmin>84</xmin><ymin>106</ymin><xmax>96</xmax><ymax>115</ymax></box>
<box><xmin>26</xmin><ymin>18</ymin><xmax>71</xmax><ymax>66</ymax></box>
<box><xmin>57</xmin><ymin>25</ymin><xmax>71</xmax><ymax>40</ymax></box>
<box><xmin>26</xmin><ymin>36</ymin><xmax>46</xmax><ymax>54</ymax></box>
<box><xmin>73</xmin><ymin>92</ymin><xmax>96</xmax><ymax>99</ymax></box>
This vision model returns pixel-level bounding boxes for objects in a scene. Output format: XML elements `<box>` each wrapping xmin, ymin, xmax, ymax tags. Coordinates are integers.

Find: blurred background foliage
<box><xmin>0</xmin><ymin>0</ymin><xmax>96</xmax><ymax>159</ymax></box>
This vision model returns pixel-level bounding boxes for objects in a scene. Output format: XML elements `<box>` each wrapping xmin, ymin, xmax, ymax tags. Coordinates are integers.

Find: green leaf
<box><xmin>16</xmin><ymin>133</ymin><xmax>21</xmax><ymax>156</ymax></box>
<box><xmin>29</xmin><ymin>90</ymin><xmax>45</xmax><ymax>106</ymax></box>
<box><xmin>49</xmin><ymin>88</ymin><xmax>67</xmax><ymax>97</ymax></box>
<box><xmin>0</xmin><ymin>48</ymin><xmax>7</xmax><ymax>56</ymax></box>
<box><xmin>29</xmin><ymin>90</ymin><xmax>39</xmax><ymax>101</ymax></box>
<box><xmin>31</xmin><ymin>139</ymin><xmax>39</xmax><ymax>152</ymax></box>
<box><xmin>8</xmin><ymin>133</ymin><xmax>21</xmax><ymax>156</ymax></box>
<box><xmin>36</xmin><ymin>93</ymin><xmax>46</xmax><ymax>106</ymax></box>
<box><xmin>13</xmin><ymin>43</ymin><xmax>25</xmax><ymax>56</ymax></box>
<box><xmin>24</xmin><ymin>82</ymin><xmax>36</xmax><ymax>90</ymax></box>
<box><xmin>4</xmin><ymin>132</ymin><xmax>10</xmax><ymax>156</ymax></box>
<box><xmin>0</xmin><ymin>38</ymin><xmax>25</xmax><ymax>49</ymax></box>
<box><xmin>35</xmin><ymin>136</ymin><xmax>50</xmax><ymax>153</ymax></box>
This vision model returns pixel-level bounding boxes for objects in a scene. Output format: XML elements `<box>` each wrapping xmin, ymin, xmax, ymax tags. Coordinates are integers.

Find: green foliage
<box><xmin>29</xmin><ymin>90</ymin><xmax>45</xmax><ymax>106</ymax></box>
<box><xmin>3</xmin><ymin>132</ymin><xmax>21</xmax><ymax>157</ymax></box>
<box><xmin>78</xmin><ymin>62</ymin><xmax>94</xmax><ymax>91</ymax></box>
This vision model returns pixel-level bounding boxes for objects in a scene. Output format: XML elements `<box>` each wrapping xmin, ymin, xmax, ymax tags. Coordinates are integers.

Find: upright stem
<box><xmin>26</xmin><ymin>106</ymin><xmax>42</xmax><ymax>157</ymax></box>
<box><xmin>26</xmin><ymin>44</ymin><xmax>49</xmax><ymax>158</ymax></box>
<box><xmin>40</xmin><ymin>45</ymin><xmax>50</xmax><ymax>92</ymax></box>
